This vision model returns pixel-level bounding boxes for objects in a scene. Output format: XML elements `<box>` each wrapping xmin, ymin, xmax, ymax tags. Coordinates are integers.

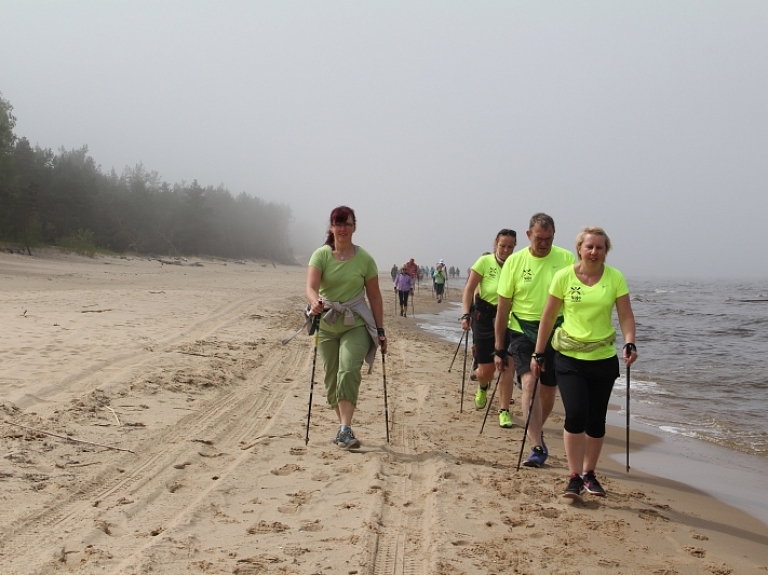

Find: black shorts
<box><xmin>555</xmin><ymin>353</ymin><xmax>620</xmax><ymax>436</ymax></box>
<box><xmin>507</xmin><ymin>330</ymin><xmax>557</xmax><ymax>387</ymax></box>
<box><xmin>435</xmin><ymin>283</ymin><xmax>445</xmax><ymax>295</ymax></box>
<box><xmin>473</xmin><ymin>326</ymin><xmax>511</xmax><ymax>365</ymax></box>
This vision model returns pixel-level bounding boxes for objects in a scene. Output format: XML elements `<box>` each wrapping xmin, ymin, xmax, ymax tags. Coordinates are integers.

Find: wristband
<box><xmin>531</xmin><ymin>352</ymin><xmax>545</xmax><ymax>366</ymax></box>
<box><xmin>494</xmin><ymin>348</ymin><xmax>508</xmax><ymax>359</ymax></box>
<box><xmin>460</xmin><ymin>313</ymin><xmax>471</xmax><ymax>321</ymax></box>
<box><xmin>377</xmin><ymin>328</ymin><xmax>386</xmax><ymax>337</ymax></box>
<box><xmin>623</xmin><ymin>342</ymin><xmax>637</xmax><ymax>353</ymax></box>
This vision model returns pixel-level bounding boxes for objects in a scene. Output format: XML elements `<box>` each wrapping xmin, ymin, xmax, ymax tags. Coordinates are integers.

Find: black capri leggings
<box><xmin>555</xmin><ymin>352</ymin><xmax>620</xmax><ymax>438</ymax></box>
<box><xmin>398</xmin><ymin>290</ymin><xmax>410</xmax><ymax>307</ymax></box>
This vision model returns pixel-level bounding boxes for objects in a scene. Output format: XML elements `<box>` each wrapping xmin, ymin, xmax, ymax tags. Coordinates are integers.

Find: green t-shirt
<box><xmin>497</xmin><ymin>245</ymin><xmax>575</xmax><ymax>331</ymax></box>
<box><xmin>308</xmin><ymin>245</ymin><xmax>378</xmax><ymax>333</ymax></box>
<box><xmin>433</xmin><ymin>269</ymin><xmax>446</xmax><ymax>285</ymax></box>
<box><xmin>549</xmin><ymin>264</ymin><xmax>629</xmax><ymax>360</ymax></box>
<box><xmin>471</xmin><ymin>253</ymin><xmax>504</xmax><ymax>306</ymax></box>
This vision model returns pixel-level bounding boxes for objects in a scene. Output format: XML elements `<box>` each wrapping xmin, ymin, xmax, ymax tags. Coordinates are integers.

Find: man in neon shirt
<box><xmin>494</xmin><ymin>213</ymin><xmax>575</xmax><ymax>467</ymax></box>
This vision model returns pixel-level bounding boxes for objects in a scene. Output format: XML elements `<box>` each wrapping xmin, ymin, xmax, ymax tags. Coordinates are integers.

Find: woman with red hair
<box><xmin>306</xmin><ymin>206</ymin><xmax>387</xmax><ymax>449</ymax></box>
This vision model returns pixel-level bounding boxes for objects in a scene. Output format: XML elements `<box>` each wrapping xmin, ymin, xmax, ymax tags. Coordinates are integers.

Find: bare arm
<box><xmin>365</xmin><ymin>275</ymin><xmax>387</xmax><ymax>353</ymax></box>
<box><xmin>461</xmin><ymin>270</ymin><xmax>482</xmax><ymax>331</ymax></box>
<box><xmin>615</xmin><ymin>294</ymin><xmax>637</xmax><ymax>366</ymax></box>
<box><xmin>494</xmin><ymin>295</ymin><xmax>511</xmax><ymax>371</ymax></box>
<box><xmin>529</xmin><ymin>295</ymin><xmax>561</xmax><ymax>377</ymax></box>
<box><xmin>306</xmin><ymin>266</ymin><xmax>324</xmax><ymax>315</ymax></box>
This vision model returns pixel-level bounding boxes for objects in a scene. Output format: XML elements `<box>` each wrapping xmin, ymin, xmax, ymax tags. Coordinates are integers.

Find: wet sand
<box><xmin>1</xmin><ymin>250</ymin><xmax>766</xmax><ymax>574</ymax></box>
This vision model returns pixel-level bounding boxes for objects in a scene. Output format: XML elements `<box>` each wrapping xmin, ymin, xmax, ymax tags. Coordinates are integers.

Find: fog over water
<box><xmin>2</xmin><ymin>2</ymin><xmax>767</xmax><ymax>278</ymax></box>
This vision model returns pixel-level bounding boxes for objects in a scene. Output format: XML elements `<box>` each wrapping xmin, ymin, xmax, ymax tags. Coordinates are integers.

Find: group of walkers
<box><xmin>304</xmin><ymin>205</ymin><xmax>637</xmax><ymax>499</ymax></box>
<box><xmin>390</xmin><ymin>258</ymin><xmax>451</xmax><ymax>305</ymax></box>
<box><xmin>461</xmin><ymin>212</ymin><xmax>637</xmax><ymax>497</ymax></box>
<box><xmin>391</xmin><ymin>262</ymin><xmax>444</xmax><ymax>285</ymax></box>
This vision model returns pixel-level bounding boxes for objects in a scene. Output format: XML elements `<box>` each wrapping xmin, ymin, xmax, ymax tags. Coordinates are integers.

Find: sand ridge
<box><xmin>0</xmin><ymin>251</ymin><xmax>766</xmax><ymax>575</ymax></box>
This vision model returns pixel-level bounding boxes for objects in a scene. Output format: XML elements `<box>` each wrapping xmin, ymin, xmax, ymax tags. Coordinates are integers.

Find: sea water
<box><xmin>414</xmin><ymin>277</ymin><xmax>768</xmax><ymax>524</ymax></box>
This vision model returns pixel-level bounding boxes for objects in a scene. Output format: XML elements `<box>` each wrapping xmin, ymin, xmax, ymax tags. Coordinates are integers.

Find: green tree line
<box><xmin>0</xmin><ymin>91</ymin><xmax>295</xmax><ymax>262</ymax></box>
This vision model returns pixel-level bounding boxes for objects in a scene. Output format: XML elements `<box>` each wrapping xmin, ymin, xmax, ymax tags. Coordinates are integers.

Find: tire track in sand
<box><xmin>367</xmin><ymin>336</ymin><xmax>441</xmax><ymax>575</ymax></box>
<box><xmin>10</xmin><ymin>295</ymin><xmax>265</xmax><ymax>411</ymax></box>
<box><xmin>0</xmin><ymin>331</ymin><xmax>310</xmax><ymax>575</ymax></box>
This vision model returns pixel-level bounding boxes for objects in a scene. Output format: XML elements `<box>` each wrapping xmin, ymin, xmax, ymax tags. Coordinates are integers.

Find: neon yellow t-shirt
<box><xmin>497</xmin><ymin>245</ymin><xmax>575</xmax><ymax>331</ymax></box>
<box><xmin>308</xmin><ymin>245</ymin><xmax>378</xmax><ymax>333</ymax></box>
<box><xmin>549</xmin><ymin>264</ymin><xmax>629</xmax><ymax>360</ymax></box>
<box><xmin>471</xmin><ymin>253</ymin><xmax>504</xmax><ymax>306</ymax></box>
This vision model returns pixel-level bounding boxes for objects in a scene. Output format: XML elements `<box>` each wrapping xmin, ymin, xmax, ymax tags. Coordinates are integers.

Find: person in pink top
<box><xmin>405</xmin><ymin>258</ymin><xmax>419</xmax><ymax>286</ymax></box>
<box><xmin>393</xmin><ymin>264</ymin><xmax>414</xmax><ymax>316</ymax></box>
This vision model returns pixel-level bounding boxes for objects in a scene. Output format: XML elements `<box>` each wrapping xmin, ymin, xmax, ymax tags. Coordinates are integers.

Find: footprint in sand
<box><xmin>287</xmin><ymin>491</ymin><xmax>312</xmax><ymax>505</ymax></box>
<box><xmin>246</xmin><ymin>520</ymin><xmax>290</xmax><ymax>534</ymax></box>
<box><xmin>299</xmin><ymin>519</ymin><xmax>323</xmax><ymax>532</ymax></box>
<box><xmin>289</xmin><ymin>446</ymin><xmax>306</xmax><ymax>456</ymax></box>
<box><xmin>639</xmin><ymin>508</ymin><xmax>668</xmax><ymax>522</ymax></box>
<box><xmin>539</xmin><ymin>508</ymin><xmax>560</xmax><ymax>519</ymax></box>
<box><xmin>282</xmin><ymin>545</ymin><xmax>309</xmax><ymax>557</ymax></box>
<box><xmin>684</xmin><ymin>546</ymin><xmax>706</xmax><ymax>558</ymax></box>
<box><xmin>277</xmin><ymin>490</ymin><xmax>313</xmax><ymax>514</ymax></box>
<box><xmin>270</xmin><ymin>464</ymin><xmax>302</xmax><ymax>476</ymax></box>
<box><xmin>501</xmin><ymin>515</ymin><xmax>526</xmax><ymax>527</ymax></box>
<box><xmin>692</xmin><ymin>533</ymin><xmax>709</xmax><ymax>541</ymax></box>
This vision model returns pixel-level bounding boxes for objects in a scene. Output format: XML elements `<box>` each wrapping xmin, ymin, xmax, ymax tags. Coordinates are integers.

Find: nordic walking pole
<box><xmin>479</xmin><ymin>371</ymin><xmax>502</xmax><ymax>434</ymax></box>
<box><xmin>626</xmin><ymin>364</ymin><xmax>631</xmax><ymax>472</ymax></box>
<box><xmin>305</xmin><ymin>314</ymin><xmax>321</xmax><ymax>445</ymax></box>
<box><xmin>410</xmin><ymin>290</ymin><xmax>415</xmax><ymax>317</ymax></box>
<box><xmin>447</xmin><ymin>330</ymin><xmax>465</xmax><ymax>372</ymax></box>
<box><xmin>381</xmin><ymin>350</ymin><xmax>390</xmax><ymax>443</ymax></box>
<box><xmin>516</xmin><ymin>377</ymin><xmax>540</xmax><ymax>471</ymax></box>
<box><xmin>460</xmin><ymin>329</ymin><xmax>468</xmax><ymax>412</ymax></box>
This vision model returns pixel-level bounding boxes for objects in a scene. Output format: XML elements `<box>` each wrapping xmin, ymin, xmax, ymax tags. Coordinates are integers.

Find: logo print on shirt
<box><xmin>569</xmin><ymin>286</ymin><xmax>582</xmax><ymax>302</ymax></box>
<box><xmin>522</xmin><ymin>269</ymin><xmax>533</xmax><ymax>282</ymax></box>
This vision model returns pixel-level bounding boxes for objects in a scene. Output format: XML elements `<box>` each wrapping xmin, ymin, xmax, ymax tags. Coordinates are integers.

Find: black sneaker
<box><xmin>581</xmin><ymin>471</ymin><xmax>606</xmax><ymax>496</ymax></box>
<box><xmin>563</xmin><ymin>474</ymin><xmax>585</xmax><ymax>499</ymax></box>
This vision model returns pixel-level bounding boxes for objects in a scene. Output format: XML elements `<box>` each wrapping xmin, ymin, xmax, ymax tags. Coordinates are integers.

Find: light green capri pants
<box><xmin>318</xmin><ymin>325</ymin><xmax>371</xmax><ymax>408</ymax></box>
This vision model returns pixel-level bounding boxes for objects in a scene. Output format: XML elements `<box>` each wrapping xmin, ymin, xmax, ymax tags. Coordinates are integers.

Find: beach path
<box><xmin>1</xmin><ymin>251</ymin><xmax>766</xmax><ymax>575</ymax></box>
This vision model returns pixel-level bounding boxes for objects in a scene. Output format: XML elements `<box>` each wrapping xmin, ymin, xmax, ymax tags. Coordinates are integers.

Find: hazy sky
<box><xmin>2</xmin><ymin>1</ymin><xmax>767</xmax><ymax>279</ymax></box>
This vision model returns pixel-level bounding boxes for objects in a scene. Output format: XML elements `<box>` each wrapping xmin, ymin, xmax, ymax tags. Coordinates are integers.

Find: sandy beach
<box><xmin>1</xmin><ymin>250</ymin><xmax>766</xmax><ymax>575</ymax></box>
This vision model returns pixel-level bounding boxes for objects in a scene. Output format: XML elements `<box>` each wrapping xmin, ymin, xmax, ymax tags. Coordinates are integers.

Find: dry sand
<box><xmin>1</xmin><ymin>250</ymin><xmax>766</xmax><ymax>575</ymax></box>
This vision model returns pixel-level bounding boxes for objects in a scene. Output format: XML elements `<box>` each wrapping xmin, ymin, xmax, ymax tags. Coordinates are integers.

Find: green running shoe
<box><xmin>474</xmin><ymin>385</ymin><xmax>489</xmax><ymax>409</ymax></box>
<box><xmin>498</xmin><ymin>409</ymin><xmax>513</xmax><ymax>428</ymax></box>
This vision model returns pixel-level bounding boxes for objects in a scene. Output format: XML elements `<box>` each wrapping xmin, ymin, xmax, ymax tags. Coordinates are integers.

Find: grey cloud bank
<box><xmin>2</xmin><ymin>1</ymin><xmax>767</xmax><ymax>278</ymax></box>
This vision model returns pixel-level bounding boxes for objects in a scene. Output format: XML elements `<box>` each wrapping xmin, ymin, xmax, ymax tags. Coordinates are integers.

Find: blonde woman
<box><xmin>531</xmin><ymin>226</ymin><xmax>637</xmax><ymax>497</ymax></box>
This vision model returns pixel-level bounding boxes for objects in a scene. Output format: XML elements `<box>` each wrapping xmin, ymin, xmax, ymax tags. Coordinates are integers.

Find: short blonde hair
<box><xmin>575</xmin><ymin>226</ymin><xmax>612</xmax><ymax>260</ymax></box>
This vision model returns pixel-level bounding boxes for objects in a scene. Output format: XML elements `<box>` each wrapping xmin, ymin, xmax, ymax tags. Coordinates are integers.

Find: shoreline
<box><xmin>400</xmin><ymin>283</ymin><xmax>768</xmax><ymax>528</ymax></box>
<box><xmin>1</xmin><ymin>255</ymin><xmax>766</xmax><ymax>574</ymax></box>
